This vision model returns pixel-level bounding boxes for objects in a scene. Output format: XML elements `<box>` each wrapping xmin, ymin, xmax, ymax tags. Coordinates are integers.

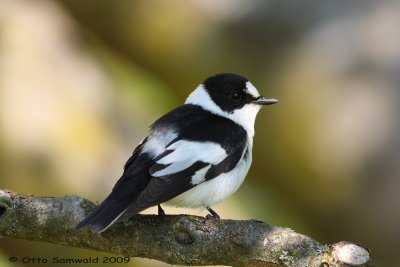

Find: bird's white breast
<box><xmin>166</xmin><ymin>140</ymin><xmax>253</xmax><ymax>208</ymax></box>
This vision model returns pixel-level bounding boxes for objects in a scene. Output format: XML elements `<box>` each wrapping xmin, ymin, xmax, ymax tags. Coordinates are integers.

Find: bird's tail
<box><xmin>76</xmin><ymin>151</ymin><xmax>152</xmax><ymax>232</ymax></box>
<box><xmin>75</xmin><ymin>194</ymin><xmax>131</xmax><ymax>233</ymax></box>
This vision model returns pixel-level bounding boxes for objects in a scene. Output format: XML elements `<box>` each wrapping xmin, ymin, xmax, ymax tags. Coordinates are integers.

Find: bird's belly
<box><xmin>166</xmin><ymin>152</ymin><xmax>252</xmax><ymax>208</ymax></box>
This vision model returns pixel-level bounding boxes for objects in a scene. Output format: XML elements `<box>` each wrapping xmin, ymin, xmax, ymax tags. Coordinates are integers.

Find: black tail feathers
<box><xmin>76</xmin><ymin>197</ymin><xmax>130</xmax><ymax>233</ymax></box>
<box><xmin>76</xmin><ymin>159</ymin><xmax>153</xmax><ymax>232</ymax></box>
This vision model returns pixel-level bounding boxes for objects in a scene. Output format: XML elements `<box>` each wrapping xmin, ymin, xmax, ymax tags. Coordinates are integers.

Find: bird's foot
<box><xmin>206</xmin><ymin>207</ymin><xmax>220</xmax><ymax>220</ymax></box>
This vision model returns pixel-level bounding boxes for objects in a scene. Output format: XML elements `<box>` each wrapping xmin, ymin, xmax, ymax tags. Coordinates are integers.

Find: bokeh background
<box><xmin>1</xmin><ymin>0</ymin><xmax>399</xmax><ymax>266</ymax></box>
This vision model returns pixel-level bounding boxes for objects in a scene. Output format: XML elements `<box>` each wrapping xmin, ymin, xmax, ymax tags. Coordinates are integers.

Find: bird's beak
<box><xmin>252</xmin><ymin>96</ymin><xmax>278</xmax><ymax>105</ymax></box>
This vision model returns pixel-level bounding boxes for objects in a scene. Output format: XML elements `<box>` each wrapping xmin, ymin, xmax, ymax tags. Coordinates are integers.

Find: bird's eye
<box><xmin>230</xmin><ymin>92</ymin><xmax>241</xmax><ymax>101</ymax></box>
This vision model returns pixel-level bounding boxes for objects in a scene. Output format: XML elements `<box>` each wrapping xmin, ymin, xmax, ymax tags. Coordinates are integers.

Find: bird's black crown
<box><xmin>203</xmin><ymin>73</ymin><xmax>257</xmax><ymax>113</ymax></box>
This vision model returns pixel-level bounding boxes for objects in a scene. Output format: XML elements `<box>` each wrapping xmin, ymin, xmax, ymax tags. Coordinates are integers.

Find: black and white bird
<box><xmin>77</xmin><ymin>73</ymin><xmax>277</xmax><ymax>232</ymax></box>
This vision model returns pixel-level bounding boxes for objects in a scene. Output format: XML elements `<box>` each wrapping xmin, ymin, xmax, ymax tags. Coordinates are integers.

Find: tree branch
<box><xmin>0</xmin><ymin>189</ymin><xmax>372</xmax><ymax>267</ymax></box>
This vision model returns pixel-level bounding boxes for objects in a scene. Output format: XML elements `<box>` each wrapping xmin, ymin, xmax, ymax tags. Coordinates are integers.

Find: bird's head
<box><xmin>185</xmin><ymin>73</ymin><xmax>277</xmax><ymax>136</ymax></box>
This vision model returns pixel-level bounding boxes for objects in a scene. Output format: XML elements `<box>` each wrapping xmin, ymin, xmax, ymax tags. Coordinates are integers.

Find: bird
<box><xmin>76</xmin><ymin>73</ymin><xmax>278</xmax><ymax>232</ymax></box>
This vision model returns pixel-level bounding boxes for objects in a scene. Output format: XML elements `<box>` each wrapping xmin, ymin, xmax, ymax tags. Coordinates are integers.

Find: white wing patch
<box><xmin>142</xmin><ymin>128</ymin><xmax>178</xmax><ymax>157</ymax></box>
<box><xmin>190</xmin><ymin>165</ymin><xmax>212</xmax><ymax>185</ymax></box>
<box><xmin>151</xmin><ymin>140</ymin><xmax>227</xmax><ymax>177</ymax></box>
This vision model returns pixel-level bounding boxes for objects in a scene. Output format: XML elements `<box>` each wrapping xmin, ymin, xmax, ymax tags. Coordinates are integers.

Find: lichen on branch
<box><xmin>0</xmin><ymin>189</ymin><xmax>372</xmax><ymax>267</ymax></box>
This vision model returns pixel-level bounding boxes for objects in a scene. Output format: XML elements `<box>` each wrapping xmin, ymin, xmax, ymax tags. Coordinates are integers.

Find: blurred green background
<box><xmin>1</xmin><ymin>0</ymin><xmax>399</xmax><ymax>266</ymax></box>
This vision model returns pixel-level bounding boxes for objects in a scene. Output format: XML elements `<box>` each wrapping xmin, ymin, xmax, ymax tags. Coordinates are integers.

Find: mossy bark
<box><xmin>0</xmin><ymin>189</ymin><xmax>372</xmax><ymax>267</ymax></box>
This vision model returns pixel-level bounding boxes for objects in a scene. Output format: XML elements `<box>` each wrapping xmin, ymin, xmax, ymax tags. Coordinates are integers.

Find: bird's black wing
<box><xmin>121</xmin><ymin>105</ymin><xmax>248</xmax><ymax>217</ymax></box>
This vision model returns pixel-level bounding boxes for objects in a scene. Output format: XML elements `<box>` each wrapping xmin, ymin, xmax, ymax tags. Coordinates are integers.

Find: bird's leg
<box><xmin>206</xmin><ymin>206</ymin><xmax>220</xmax><ymax>219</ymax></box>
<box><xmin>158</xmin><ymin>204</ymin><xmax>166</xmax><ymax>216</ymax></box>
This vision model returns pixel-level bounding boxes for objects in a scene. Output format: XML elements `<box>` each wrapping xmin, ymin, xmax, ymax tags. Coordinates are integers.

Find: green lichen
<box><xmin>0</xmin><ymin>196</ymin><xmax>11</xmax><ymax>209</ymax></box>
<box><xmin>78</xmin><ymin>198</ymin><xmax>96</xmax><ymax>215</ymax></box>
